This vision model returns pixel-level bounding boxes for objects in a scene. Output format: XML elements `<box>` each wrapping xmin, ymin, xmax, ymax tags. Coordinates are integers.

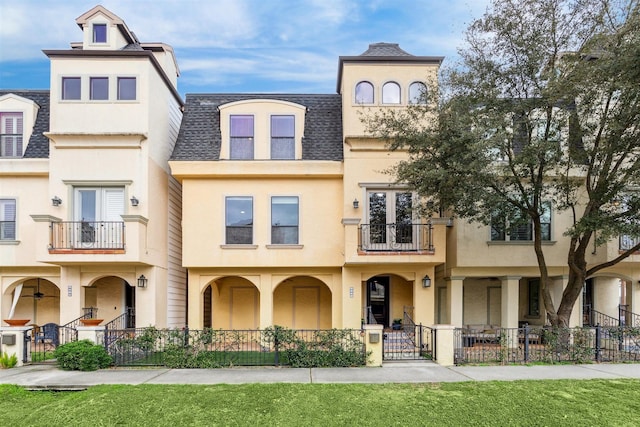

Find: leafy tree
<box><xmin>364</xmin><ymin>0</ymin><xmax>640</xmax><ymax>326</ymax></box>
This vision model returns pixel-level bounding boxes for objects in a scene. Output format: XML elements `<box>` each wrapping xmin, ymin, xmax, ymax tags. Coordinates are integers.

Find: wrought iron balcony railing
<box><xmin>358</xmin><ymin>223</ymin><xmax>433</xmax><ymax>252</ymax></box>
<box><xmin>50</xmin><ymin>221</ymin><xmax>125</xmax><ymax>250</ymax></box>
<box><xmin>619</xmin><ymin>235</ymin><xmax>640</xmax><ymax>251</ymax></box>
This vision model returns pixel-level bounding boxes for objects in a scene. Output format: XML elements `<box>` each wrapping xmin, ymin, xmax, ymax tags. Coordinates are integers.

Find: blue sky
<box><xmin>0</xmin><ymin>0</ymin><xmax>489</xmax><ymax>97</ymax></box>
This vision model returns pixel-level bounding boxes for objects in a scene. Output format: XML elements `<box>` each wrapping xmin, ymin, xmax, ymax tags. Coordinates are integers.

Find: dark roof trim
<box><xmin>336</xmin><ymin>55</ymin><xmax>445</xmax><ymax>93</ymax></box>
<box><xmin>43</xmin><ymin>49</ymin><xmax>183</xmax><ymax>107</ymax></box>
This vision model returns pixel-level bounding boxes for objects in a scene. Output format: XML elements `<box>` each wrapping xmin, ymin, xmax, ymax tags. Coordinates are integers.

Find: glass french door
<box><xmin>367</xmin><ymin>190</ymin><xmax>415</xmax><ymax>250</ymax></box>
<box><xmin>74</xmin><ymin>188</ymin><xmax>124</xmax><ymax>247</ymax></box>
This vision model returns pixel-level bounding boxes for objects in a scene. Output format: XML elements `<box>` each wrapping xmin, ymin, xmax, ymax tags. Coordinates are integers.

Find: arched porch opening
<box><xmin>203</xmin><ymin>276</ymin><xmax>259</xmax><ymax>330</ymax></box>
<box><xmin>361</xmin><ymin>273</ymin><xmax>413</xmax><ymax>329</ymax></box>
<box><xmin>5</xmin><ymin>278</ymin><xmax>60</xmax><ymax>326</ymax></box>
<box><xmin>273</xmin><ymin>276</ymin><xmax>332</xmax><ymax>329</ymax></box>
<box><xmin>85</xmin><ymin>276</ymin><xmax>135</xmax><ymax>326</ymax></box>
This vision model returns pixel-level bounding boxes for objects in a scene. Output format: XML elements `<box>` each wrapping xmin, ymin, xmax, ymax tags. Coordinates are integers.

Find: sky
<box><xmin>0</xmin><ymin>0</ymin><xmax>491</xmax><ymax>98</ymax></box>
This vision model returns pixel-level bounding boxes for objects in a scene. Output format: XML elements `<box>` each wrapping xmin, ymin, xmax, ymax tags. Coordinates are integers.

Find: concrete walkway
<box><xmin>1</xmin><ymin>362</ymin><xmax>640</xmax><ymax>388</ymax></box>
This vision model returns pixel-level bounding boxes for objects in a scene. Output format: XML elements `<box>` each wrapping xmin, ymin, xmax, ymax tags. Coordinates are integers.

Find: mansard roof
<box><xmin>171</xmin><ymin>93</ymin><xmax>343</xmax><ymax>161</ymax></box>
<box><xmin>359</xmin><ymin>42</ymin><xmax>413</xmax><ymax>57</ymax></box>
<box><xmin>0</xmin><ymin>90</ymin><xmax>50</xmax><ymax>158</ymax></box>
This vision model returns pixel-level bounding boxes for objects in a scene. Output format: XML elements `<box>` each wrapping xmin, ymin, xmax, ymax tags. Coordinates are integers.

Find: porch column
<box><xmin>446</xmin><ymin>277</ymin><xmax>464</xmax><ymax>327</ymax></box>
<box><xmin>500</xmin><ymin>276</ymin><xmax>520</xmax><ymax>328</ymax></box>
<box><xmin>341</xmin><ymin>268</ymin><xmax>362</xmax><ymax>329</ymax></box>
<box><xmin>59</xmin><ymin>266</ymin><xmax>82</xmax><ymax>325</ymax></box>
<box><xmin>413</xmin><ymin>269</ymin><xmax>435</xmax><ymax>326</ymax></box>
<box><xmin>627</xmin><ymin>279</ymin><xmax>639</xmax><ymax>316</ymax></box>
<box><xmin>187</xmin><ymin>271</ymin><xmax>202</xmax><ymax>328</ymax></box>
<box><xmin>259</xmin><ymin>273</ymin><xmax>273</xmax><ymax>329</ymax></box>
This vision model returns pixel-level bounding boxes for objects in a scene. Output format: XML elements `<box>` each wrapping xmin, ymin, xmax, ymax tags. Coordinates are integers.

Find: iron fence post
<box><xmin>524</xmin><ymin>325</ymin><xmax>529</xmax><ymax>363</ymax></box>
<box><xmin>274</xmin><ymin>333</ymin><xmax>280</xmax><ymax>367</ymax></box>
<box><xmin>184</xmin><ymin>326</ymin><xmax>189</xmax><ymax>348</ymax></box>
<box><xmin>595</xmin><ymin>324</ymin><xmax>602</xmax><ymax>362</ymax></box>
<box><xmin>419</xmin><ymin>323</ymin><xmax>423</xmax><ymax>355</ymax></box>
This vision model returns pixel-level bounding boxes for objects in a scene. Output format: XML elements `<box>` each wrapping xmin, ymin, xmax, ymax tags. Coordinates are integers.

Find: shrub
<box><xmin>54</xmin><ymin>340</ymin><xmax>112</xmax><ymax>371</ymax></box>
<box><xmin>0</xmin><ymin>351</ymin><xmax>18</xmax><ymax>368</ymax></box>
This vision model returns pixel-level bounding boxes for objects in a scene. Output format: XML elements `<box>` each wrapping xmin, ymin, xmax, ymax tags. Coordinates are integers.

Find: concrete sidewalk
<box><xmin>1</xmin><ymin>362</ymin><xmax>640</xmax><ymax>388</ymax></box>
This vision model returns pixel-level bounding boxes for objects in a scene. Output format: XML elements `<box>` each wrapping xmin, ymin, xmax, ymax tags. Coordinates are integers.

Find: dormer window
<box><xmin>0</xmin><ymin>112</ymin><xmax>23</xmax><ymax>157</ymax></box>
<box><xmin>93</xmin><ymin>23</ymin><xmax>107</xmax><ymax>43</ymax></box>
<box><xmin>230</xmin><ymin>115</ymin><xmax>254</xmax><ymax>160</ymax></box>
<box><xmin>355</xmin><ymin>81</ymin><xmax>374</xmax><ymax>104</ymax></box>
<box><xmin>382</xmin><ymin>82</ymin><xmax>401</xmax><ymax>104</ymax></box>
<box><xmin>271</xmin><ymin>115</ymin><xmax>295</xmax><ymax>159</ymax></box>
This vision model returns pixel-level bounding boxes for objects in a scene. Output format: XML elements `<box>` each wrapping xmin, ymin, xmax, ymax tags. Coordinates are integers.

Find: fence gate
<box><xmin>25</xmin><ymin>324</ymin><xmax>78</xmax><ymax>363</ymax></box>
<box><xmin>383</xmin><ymin>324</ymin><xmax>435</xmax><ymax>361</ymax></box>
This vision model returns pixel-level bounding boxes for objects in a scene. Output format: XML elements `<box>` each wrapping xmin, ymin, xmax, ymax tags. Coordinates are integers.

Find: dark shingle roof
<box><xmin>0</xmin><ymin>90</ymin><xmax>50</xmax><ymax>158</ymax></box>
<box><xmin>360</xmin><ymin>42</ymin><xmax>413</xmax><ymax>57</ymax></box>
<box><xmin>171</xmin><ymin>93</ymin><xmax>343</xmax><ymax>161</ymax></box>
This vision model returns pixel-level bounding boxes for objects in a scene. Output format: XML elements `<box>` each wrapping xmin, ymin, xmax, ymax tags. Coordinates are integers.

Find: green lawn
<box><xmin>1</xmin><ymin>379</ymin><xmax>639</xmax><ymax>426</ymax></box>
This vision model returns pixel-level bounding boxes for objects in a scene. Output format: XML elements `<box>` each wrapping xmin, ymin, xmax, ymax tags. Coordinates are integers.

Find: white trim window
<box><xmin>270</xmin><ymin>115</ymin><xmax>295</xmax><ymax>159</ymax></box>
<box><xmin>491</xmin><ymin>203</ymin><xmax>551</xmax><ymax>241</ymax></box>
<box><xmin>382</xmin><ymin>82</ymin><xmax>401</xmax><ymax>104</ymax></box>
<box><xmin>0</xmin><ymin>112</ymin><xmax>23</xmax><ymax>157</ymax></box>
<box><xmin>355</xmin><ymin>81</ymin><xmax>374</xmax><ymax>104</ymax></box>
<box><xmin>271</xmin><ymin>196</ymin><xmax>299</xmax><ymax>244</ymax></box>
<box><xmin>0</xmin><ymin>199</ymin><xmax>16</xmax><ymax>240</ymax></box>
<box><xmin>225</xmin><ymin>196</ymin><xmax>253</xmax><ymax>244</ymax></box>
<box><xmin>366</xmin><ymin>190</ymin><xmax>414</xmax><ymax>249</ymax></box>
<box><xmin>230</xmin><ymin>115</ymin><xmax>254</xmax><ymax>160</ymax></box>
<box><xmin>74</xmin><ymin>187</ymin><xmax>124</xmax><ymax>247</ymax></box>
<box><xmin>93</xmin><ymin>23</ymin><xmax>107</xmax><ymax>43</ymax></box>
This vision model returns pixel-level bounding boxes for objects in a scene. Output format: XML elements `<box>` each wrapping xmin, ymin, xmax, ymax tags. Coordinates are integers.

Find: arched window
<box><xmin>355</xmin><ymin>81</ymin><xmax>374</xmax><ymax>104</ymax></box>
<box><xmin>409</xmin><ymin>82</ymin><xmax>427</xmax><ymax>104</ymax></box>
<box><xmin>382</xmin><ymin>82</ymin><xmax>401</xmax><ymax>104</ymax></box>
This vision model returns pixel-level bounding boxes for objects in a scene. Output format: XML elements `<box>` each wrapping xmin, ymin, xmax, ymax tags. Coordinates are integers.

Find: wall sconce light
<box><xmin>52</xmin><ymin>196</ymin><xmax>62</xmax><ymax>206</ymax></box>
<box><xmin>353</xmin><ymin>198</ymin><xmax>359</xmax><ymax>209</ymax></box>
<box><xmin>130</xmin><ymin>196</ymin><xmax>139</xmax><ymax>207</ymax></box>
<box><xmin>422</xmin><ymin>274</ymin><xmax>431</xmax><ymax>288</ymax></box>
<box><xmin>137</xmin><ymin>274</ymin><xmax>147</xmax><ymax>288</ymax></box>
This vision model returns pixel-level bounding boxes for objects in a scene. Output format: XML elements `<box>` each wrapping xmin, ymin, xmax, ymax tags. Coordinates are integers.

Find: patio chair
<box><xmin>36</xmin><ymin>322</ymin><xmax>60</xmax><ymax>347</ymax></box>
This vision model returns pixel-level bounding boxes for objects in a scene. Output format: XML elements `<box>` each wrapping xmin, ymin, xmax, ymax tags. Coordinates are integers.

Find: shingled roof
<box><xmin>0</xmin><ymin>90</ymin><xmax>50</xmax><ymax>158</ymax></box>
<box><xmin>359</xmin><ymin>42</ymin><xmax>413</xmax><ymax>57</ymax></box>
<box><xmin>171</xmin><ymin>93</ymin><xmax>343</xmax><ymax>161</ymax></box>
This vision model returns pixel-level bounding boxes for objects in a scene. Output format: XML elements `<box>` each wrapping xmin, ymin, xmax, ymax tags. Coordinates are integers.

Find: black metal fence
<box><xmin>358</xmin><ymin>223</ymin><xmax>434</xmax><ymax>252</ymax></box>
<box><xmin>383</xmin><ymin>324</ymin><xmax>435</xmax><ymax>361</ymax></box>
<box><xmin>454</xmin><ymin>325</ymin><xmax>640</xmax><ymax>365</ymax></box>
<box><xmin>99</xmin><ymin>326</ymin><xmax>367</xmax><ymax>368</ymax></box>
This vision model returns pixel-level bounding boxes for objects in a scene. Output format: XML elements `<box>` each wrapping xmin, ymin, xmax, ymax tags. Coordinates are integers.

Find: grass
<box><xmin>1</xmin><ymin>379</ymin><xmax>640</xmax><ymax>426</ymax></box>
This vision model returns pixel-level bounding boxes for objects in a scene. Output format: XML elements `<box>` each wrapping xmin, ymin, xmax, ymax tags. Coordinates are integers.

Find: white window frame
<box><xmin>0</xmin><ymin>112</ymin><xmax>23</xmax><ymax>157</ymax></box>
<box><xmin>0</xmin><ymin>198</ymin><xmax>16</xmax><ymax>240</ymax></box>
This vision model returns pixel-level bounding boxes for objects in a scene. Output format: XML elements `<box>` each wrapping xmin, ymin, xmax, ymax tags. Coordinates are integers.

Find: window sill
<box><xmin>220</xmin><ymin>244</ymin><xmax>258</xmax><ymax>249</ymax></box>
<box><xmin>266</xmin><ymin>244</ymin><xmax>303</xmax><ymax>249</ymax></box>
<box><xmin>487</xmin><ymin>240</ymin><xmax>556</xmax><ymax>246</ymax></box>
<box><xmin>0</xmin><ymin>240</ymin><xmax>19</xmax><ymax>245</ymax></box>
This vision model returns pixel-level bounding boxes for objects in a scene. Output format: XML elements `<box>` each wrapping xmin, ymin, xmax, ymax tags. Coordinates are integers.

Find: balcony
<box><xmin>619</xmin><ymin>235</ymin><xmax>640</xmax><ymax>252</ymax></box>
<box><xmin>358</xmin><ymin>223</ymin><xmax>434</xmax><ymax>252</ymax></box>
<box><xmin>50</xmin><ymin>221</ymin><xmax>125</xmax><ymax>252</ymax></box>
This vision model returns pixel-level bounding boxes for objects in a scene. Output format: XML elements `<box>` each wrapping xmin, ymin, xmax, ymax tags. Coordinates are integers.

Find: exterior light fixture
<box><xmin>52</xmin><ymin>196</ymin><xmax>62</xmax><ymax>206</ymax></box>
<box><xmin>422</xmin><ymin>275</ymin><xmax>431</xmax><ymax>288</ymax></box>
<box><xmin>130</xmin><ymin>196</ymin><xmax>139</xmax><ymax>207</ymax></box>
<box><xmin>137</xmin><ymin>274</ymin><xmax>147</xmax><ymax>288</ymax></box>
<box><xmin>353</xmin><ymin>198</ymin><xmax>359</xmax><ymax>209</ymax></box>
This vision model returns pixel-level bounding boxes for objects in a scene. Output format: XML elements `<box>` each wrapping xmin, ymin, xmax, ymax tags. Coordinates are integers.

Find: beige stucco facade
<box><xmin>2</xmin><ymin>7</ymin><xmax>638</xmax><ymax>339</ymax></box>
<box><xmin>1</xmin><ymin>6</ymin><xmax>185</xmax><ymax>330</ymax></box>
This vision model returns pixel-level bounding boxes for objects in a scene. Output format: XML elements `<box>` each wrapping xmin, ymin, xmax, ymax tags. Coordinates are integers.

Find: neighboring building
<box><xmin>0</xmin><ymin>6</ymin><xmax>185</xmax><ymax>328</ymax></box>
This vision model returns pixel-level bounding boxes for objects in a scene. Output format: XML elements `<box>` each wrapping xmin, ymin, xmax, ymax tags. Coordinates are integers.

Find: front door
<box><xmin>367</xmin><ymin>276</ymin><xmax>390</xmax><ymax>328</ymax></box>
